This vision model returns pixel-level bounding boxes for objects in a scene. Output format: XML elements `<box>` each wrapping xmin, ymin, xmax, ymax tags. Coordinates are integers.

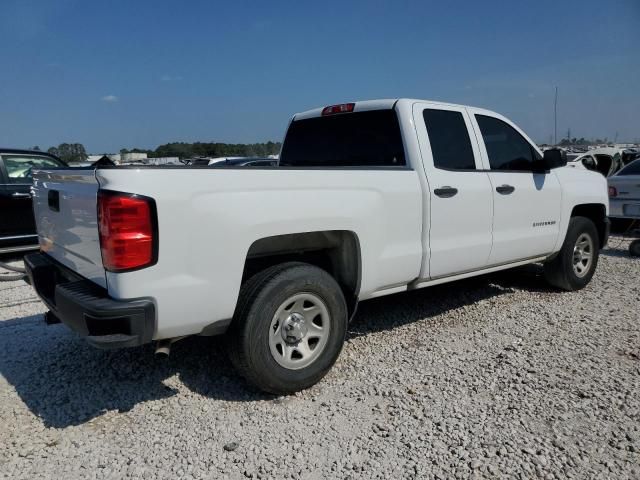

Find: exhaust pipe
<box><xmin>154</xmin><ymin>336</ymin><xmax>187</xmax><ymax>357</ymax></box>
<box><xmin>155</xmin><ymin>339</ymin><xmax>172</xmax><ymax>357</ymax></box>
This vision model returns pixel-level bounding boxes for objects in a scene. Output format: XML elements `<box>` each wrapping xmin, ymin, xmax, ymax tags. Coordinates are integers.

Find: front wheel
<box><xmin>227</xmin><ymin>262</ymin><xmax>348</xmax><ymax>394</ymax></box>
<box><xmin>544</xmin><ymin>216</ymin><xmax>599</xmax><ymax>291</ymax></box>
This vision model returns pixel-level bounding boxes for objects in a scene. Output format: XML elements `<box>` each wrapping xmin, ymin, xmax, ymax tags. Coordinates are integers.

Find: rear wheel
<box><xmin>228</xmin><ymin>262</ymin><xmax>348</xmax><ymax>394</ymax></box>
<box><xmin>544</xmin><ymin>216</ymin><xmax>599</xmax><ymax>291</ymax></box>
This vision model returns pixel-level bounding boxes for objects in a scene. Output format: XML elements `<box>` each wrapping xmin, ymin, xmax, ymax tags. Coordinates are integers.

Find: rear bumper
<box><xmin>609</xmin><ymin>198</ymin><xmax>640</xmax><ymax>219</ymax></box>
<box><xmin>24</xmin><ymin>252</ymin><xmax>155</xmax><ymax>349</ymax></box>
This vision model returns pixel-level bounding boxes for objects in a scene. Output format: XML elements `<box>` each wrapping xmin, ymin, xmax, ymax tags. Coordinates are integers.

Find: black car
<box><xmin>0</xmin><ymin>149</ymin><xmax>66</xmax><ymax>254</ymax></box>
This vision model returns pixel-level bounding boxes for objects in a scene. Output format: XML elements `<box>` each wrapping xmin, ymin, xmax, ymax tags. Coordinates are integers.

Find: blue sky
<box><xmin>1</xmin><ymin>0</ymin><xmax>638</xmax><ymax>153</ymax></box>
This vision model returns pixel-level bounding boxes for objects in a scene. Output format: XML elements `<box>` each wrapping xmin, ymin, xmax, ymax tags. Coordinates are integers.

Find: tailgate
<box><xmin>32</xmin><ymin>169</ymin><xmax>106</xmax><ymax>288</ymax></box>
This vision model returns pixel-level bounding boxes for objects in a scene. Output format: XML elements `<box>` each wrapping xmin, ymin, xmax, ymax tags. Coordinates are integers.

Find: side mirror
<box><xmin>542</xmin><ymin>148</ymin><xmax>567</xmax><ymax>170</ymax></box>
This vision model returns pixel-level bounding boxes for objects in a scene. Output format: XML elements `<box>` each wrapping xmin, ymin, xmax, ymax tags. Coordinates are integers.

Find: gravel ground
<box><xmin>1</xmin><ymin>237</ymin><xmax>639</xmax><ymax>479</ymax></box>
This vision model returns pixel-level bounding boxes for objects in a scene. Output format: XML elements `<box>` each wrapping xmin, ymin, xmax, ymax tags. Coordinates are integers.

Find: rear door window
<box><xmin>476</xmin><ymin>115</ymin><xmax>540</xmax><ymax>171</ymax></box>
<box><xmin>423</xmin><ymin>109</ymin><xmax>476</xmax><ymax>170</ymax></box>
<box><xmin>279</xmin><ymin>110</ymin><xmax>406</xmax><ymax>167</ymax></box>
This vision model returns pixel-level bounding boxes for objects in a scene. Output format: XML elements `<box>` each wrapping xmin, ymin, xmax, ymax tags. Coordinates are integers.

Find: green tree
<box><xmin>48</xmin><ymin>143</ymin><xmax>88</xmax><ymax>163</ymax></box>
<box><xmin>151</xmin><ymin>141</ymin><xmax>281</xmax><ymax>159</ymax></box>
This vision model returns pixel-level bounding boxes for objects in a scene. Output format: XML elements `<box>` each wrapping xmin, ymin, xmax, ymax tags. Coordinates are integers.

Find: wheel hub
<box><xmin>572</xmin><ymin>232</ymin><xmax>594</xmax><ymax>278</ymax></box>
<box><xmin>269</xmin><ymin>292</ymin><xmax>331</xmax><ymax>370</ymax></box>
<box><xmin>281</xmin><ymin>312</ymin><xmax>308</xmax><ymax>344</ymax></box>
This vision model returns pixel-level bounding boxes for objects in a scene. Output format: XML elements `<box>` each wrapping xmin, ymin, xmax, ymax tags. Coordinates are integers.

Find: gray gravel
<box><xmin>1</xmin><ymin>237</ymin><xmax>639</xmax><ymax>479</ymax></box>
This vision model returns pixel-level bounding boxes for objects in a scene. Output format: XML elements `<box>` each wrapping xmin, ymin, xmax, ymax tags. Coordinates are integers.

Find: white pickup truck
<box><xmin>25</xmin><ymin>99</ymin><xmax>609</xmax><ymax>394</ymax></box>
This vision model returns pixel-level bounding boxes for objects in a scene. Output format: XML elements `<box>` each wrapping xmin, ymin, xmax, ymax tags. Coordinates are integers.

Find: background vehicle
<box><xmin>568</xmin><ymin>147</ymin><xmax>640</xmax><ymax>177</ymax></box>
<box><xmin>182</xmin><ymin>156</ymin><xmax>276</xmax><ymax>166</ymax></box>
<box><xmin>608</xmin><ymin>158</ymin><xmax>640</xmax><ymax>219</ymax></box>
<box><xmin>26</xmin><ymin>99</ymin><xmax>609</xmax><ymax>394</ymax></box>
<box><xmin>607</xmin><ymin>158</ymin><xmax>640</xmax><ymax>256</ymax></box>
<box><xmin>209</xmin><ymin>157</ymin><xmax>278</xmax><ymax>167</ymax></box>
<box><xmin>0</xmin><ymin>149</ymin><xmax>66</xmax><ymax>254</ymax></box>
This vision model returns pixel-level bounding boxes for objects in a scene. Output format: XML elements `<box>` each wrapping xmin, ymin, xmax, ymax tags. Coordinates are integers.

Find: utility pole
<box><xmin>554</xmin><ymin>86</ymin><xmax>558</xmax><ymax>145</ymax></box>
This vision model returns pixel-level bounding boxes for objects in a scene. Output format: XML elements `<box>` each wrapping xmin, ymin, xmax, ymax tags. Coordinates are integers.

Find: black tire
<box><xmin>544</xmin><ymin>216</ymin><xmax>599</xmax><ymax>291</ymax></box>
<box><xmin>227</xmin><ymin>262</ymin><xmax>348</xmax><ymax>394</ymax></box>
<box><xmin>630</xmin><ymin>240</ymin><xmax>640</xmax><ymax>257</ymax></box>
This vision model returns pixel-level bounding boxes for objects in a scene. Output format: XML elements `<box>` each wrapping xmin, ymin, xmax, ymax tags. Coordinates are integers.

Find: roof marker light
<box><xmin>321</xmin><ymin>103</ymin><xmax>355</xmax><ymax>116</ymax></box>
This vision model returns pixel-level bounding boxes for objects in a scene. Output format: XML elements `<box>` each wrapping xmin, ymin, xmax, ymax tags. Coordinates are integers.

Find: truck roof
<box><xmin>293</xmin><ymin>98</ymin><xmax>496</xmax><ymax>120</ymax></box>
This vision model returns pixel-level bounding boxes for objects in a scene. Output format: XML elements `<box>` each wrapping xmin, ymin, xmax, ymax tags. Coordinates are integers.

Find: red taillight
<box><xmin>98</xmin><ymin>191</ymin><xmax>157</xmax><ymax>272</ymax></box>
<box><xmin>321</xmin><ymin>103</ymin><xmax>355</xmax><ymax>116</ymax></box>
<box><xmin>608</xmin><ymin>186</ymin><xmax>617</xmax><ymax>197</ymax></box>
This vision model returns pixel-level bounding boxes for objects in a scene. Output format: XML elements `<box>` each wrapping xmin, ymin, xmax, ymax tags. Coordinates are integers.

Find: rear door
<box><xmin>0</xmin><ymin>153</ymin><xmax>63</xmax><ymax>239</ymax></box>
<box><xmin>469</xmin><ymin>112</ymin><xmax>562</xmax><ymax>265</ymax></box>
<box><xmin>413</xmin><ymin>102</ymin><xmax>494</xmax><ymax>278</ymax></box>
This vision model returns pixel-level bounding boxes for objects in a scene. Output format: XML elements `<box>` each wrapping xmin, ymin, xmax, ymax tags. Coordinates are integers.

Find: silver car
<box><xmin>608</xmin><ymin>159</ymin><xmax>640</xmax><ymax>219</ymax></box>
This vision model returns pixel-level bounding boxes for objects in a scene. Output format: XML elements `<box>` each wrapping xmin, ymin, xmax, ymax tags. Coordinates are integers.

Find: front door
<box><xmin>413</xmin><ymin>103</ymin><xmax>494</xmax><ymax>279</ymax></box>
<box><xmin>469</xmin><ymin>113</ymin><xmax>562</xmax><ymax>265</ymax></box>
<box><xmin>0</xmin><ymin>154</ymin><xmax>64</xmax><ymax>238</ymax></box>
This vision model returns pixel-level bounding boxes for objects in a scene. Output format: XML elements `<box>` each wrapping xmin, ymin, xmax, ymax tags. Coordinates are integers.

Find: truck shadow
<box><xmin>600</xmin><ymin>246</ymin><xmax>638</xmax><ymax>259</ymax></box>
<box><xmin>0</xmin><ymin>267</ymin><xmax>553</xmax><ymax>428</ymax></box>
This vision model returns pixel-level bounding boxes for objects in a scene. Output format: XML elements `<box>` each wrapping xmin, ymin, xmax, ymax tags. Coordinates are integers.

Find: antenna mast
<box><xmin>554</xmin><ymin>86</ymin><xmax>558</xmax><ymax>146</ymax></box>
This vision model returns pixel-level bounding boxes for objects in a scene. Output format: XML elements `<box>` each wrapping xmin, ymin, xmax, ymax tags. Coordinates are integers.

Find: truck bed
<box><xmin>32</xmin><ymin>166</ymin><xmax>423</xmax><ymax>339</ymax></box>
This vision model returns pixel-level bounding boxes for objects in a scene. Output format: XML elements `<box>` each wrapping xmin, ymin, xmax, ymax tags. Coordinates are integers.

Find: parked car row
<box><xmin>184</xmin><ymin>157</ymin><xmax>278</xmax><ymax>167</ymax></box>
<box><xmin>567</xmin><ymin>147</ymin><xmax>640</xmax><ymax>177</ymax></box>
<box><xmin>0</xmin><ymin>151</ymin><xmax>281</xmax><ymax>254</ymax></box>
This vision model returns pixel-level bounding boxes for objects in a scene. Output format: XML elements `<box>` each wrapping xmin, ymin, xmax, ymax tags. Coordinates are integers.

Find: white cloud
<box><xmin>101</xmin><ymin>95</ymin><xmax>118</xmax><ymax>103</ymax></box>
<box><xmin>160</xmin><ymin>74</ymin><xmax>183</xmax><ymax>82</ymax></box>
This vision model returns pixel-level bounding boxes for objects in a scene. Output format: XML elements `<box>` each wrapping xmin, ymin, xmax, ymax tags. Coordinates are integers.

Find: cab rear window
<box><xmin>279</xmin><ymin>110</ymin><xmax>406</xmax><ymax>167</ymax></box>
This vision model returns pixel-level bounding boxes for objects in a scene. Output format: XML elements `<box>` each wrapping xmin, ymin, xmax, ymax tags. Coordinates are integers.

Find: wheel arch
<box><xmin>242</xmin><ymin>230</ymin><xmax>362</xmax><ymax>319</ymax></box>
<box><xmin>570</xmin><ymin>203</ymin><xmax>608</xmax><ymax>249</ymax></box>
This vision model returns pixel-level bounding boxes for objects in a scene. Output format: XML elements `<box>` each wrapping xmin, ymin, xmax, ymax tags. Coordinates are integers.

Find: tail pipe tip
<box><xmin>154</xmin><ymin>339</ymin><xmax>174</xmax><ymax>357</ymax></box>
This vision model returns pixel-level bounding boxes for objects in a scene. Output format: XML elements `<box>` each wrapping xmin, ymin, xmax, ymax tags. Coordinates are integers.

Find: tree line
<box><xmin>34</xmin><ymin>141</ymin><xmax>281</xmax><ymax>164</ymax></box>
<box><xmin>558</xmin><ymin>137</ymin><xmax>611</xmax><ymax>146</ymax></box>
<box><xmin>32</xmin><ymin>143</ymin><xmax>89</xmax><ymax>164</ymax></box>
<box><xmin>121</xmin><ymin>141</ymin><xmax>282</xmax><ymax>159</ymax></box>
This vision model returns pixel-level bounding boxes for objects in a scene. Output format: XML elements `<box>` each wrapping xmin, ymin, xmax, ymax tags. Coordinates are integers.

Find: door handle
<box><xmin>496</xmin><ymin>185</ymin><xmax>515</xmax><ymax>195</ymax></box>
<box><xmin>433</xmin><ymin>186</ymin><xmax>458</xmax><ymax>198</ymax></box>
<box><xmin>11</xmin><ymin>192</ymin><xmax>31</xmax><ymax>198</ymax></box>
